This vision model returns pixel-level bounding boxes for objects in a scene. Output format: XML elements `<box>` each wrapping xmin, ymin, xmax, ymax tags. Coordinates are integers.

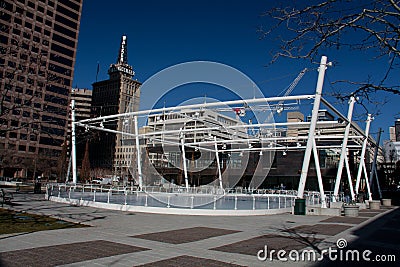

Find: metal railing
<box><xmin>46</xmin><ymin>184</ymin><xmax>300</xmax><ymax>211</ymax></box>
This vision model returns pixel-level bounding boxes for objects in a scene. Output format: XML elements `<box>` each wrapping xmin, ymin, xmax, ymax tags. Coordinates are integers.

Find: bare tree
<box><xmin>260</xmin><ymin>0</ymin><xmax>400</xmax><ymax>101</ymax></box>
<box><xmin>80</xmin><ymin>140</ymin><xmax>91</xmax><ymax>182</ymax></box>
<box><xmin>90</xmin><ymin>167</ymin><xmax>112</xmax><ymax>181</ymax></box>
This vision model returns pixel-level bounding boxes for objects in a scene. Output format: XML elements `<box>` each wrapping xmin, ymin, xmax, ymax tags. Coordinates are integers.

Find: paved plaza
<box><xmin>0</xmin><ymin>193</ymin><xmax>398</xmax><ymax>266</ymax></box>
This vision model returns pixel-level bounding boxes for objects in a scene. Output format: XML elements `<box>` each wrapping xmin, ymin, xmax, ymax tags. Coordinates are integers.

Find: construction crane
<box><xmin>216</xmin><ymin>68</ymin><xmax>308</xmax><ymax>117</ymax></box>
<box><xmin>275</xmin><ymin>68</ymin><xmax>307</xmax><ymax>114</ymax></box>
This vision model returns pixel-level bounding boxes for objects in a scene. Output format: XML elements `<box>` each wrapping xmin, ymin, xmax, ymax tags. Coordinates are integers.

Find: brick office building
<box><xmin>0</xmin><ymin>0</ymin><xmax>82</xmax><ymax>179</ymax></box>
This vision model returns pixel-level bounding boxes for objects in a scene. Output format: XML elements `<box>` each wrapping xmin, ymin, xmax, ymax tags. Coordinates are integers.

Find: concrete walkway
<box><xmin>0</xmin><ymin>193</ymin><xmax>398</xmax><ymax>266</ymax></box>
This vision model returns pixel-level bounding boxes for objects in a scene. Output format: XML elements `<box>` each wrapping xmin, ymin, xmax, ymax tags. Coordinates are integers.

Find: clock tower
<box><xmin>108</xmin><ymin>35</ymin><xmax>135</xmax><ymax>79</ymax></box>
<box><xmin>90</xmin><ymin>36</ymin><xmax>141</xmax><ymax>174</ymax></box>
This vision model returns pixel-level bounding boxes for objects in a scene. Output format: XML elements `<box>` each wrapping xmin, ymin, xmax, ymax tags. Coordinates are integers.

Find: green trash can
<box><xmin>294</xmin><ymin>198</ymin><xmax>306</xmax><ymax>215</ymax></box>
<box><xmin>34</xmin><ymin>182</ymin><xmax>42</xmax><ymax>194</ymax></box>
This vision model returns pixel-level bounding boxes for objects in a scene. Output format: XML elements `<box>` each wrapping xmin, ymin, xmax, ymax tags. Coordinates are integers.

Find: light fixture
<box><xmin>259</xmin><ymin>151</ymin><xmax>263</xmax><ymax>156</ymax></box>
<box><xmin>283</xmin><ymin>151</ymin><xmax>287</xmax><ymax>156</ymax></box>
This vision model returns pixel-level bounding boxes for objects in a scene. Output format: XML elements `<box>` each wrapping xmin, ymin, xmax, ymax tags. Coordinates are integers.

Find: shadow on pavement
<box><xmin>316</xmin><ymin>207</ymin><xmax>399</xmax><ymax>267</ymax></box>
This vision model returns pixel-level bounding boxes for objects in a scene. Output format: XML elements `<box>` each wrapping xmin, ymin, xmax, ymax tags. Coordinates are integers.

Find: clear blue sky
<box><xmin>73</xmin><ymin>0</ymin><xmax>399</xmax><ymax>141</ymax></box>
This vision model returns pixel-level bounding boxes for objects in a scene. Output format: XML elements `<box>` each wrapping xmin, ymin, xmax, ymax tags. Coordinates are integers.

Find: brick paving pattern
<box><xmin>358</xmin><ymin>212</ymin><xmax>381</xmax><ymax>217</ymax></box>
<box><xmin>286</xmin><ymin>224</ymin><xmax>352</xmax><ymax>236</ymax></box>
<box><xmin>0</xmin><ymin>240</ymin><xmax>148</xmax><ymax>267</ymax></box>
<box><xmin>211</xmin><ymin>234</ymin><xmax>322</xmax><ymax>257</ymax></box>
<box><xmin>320</xmin><ymin>216</ymin><xmax>368</xmax><ymax>224</ymax></box>
<box><xmin>132</xmin><ymin>226</ymin><xmax>240</xmax><ymax>244</ymax></box>
<box><xmin>137</xmin><ymin>255</ymin><xmax>245</xmax><ymax>266</ymax></box>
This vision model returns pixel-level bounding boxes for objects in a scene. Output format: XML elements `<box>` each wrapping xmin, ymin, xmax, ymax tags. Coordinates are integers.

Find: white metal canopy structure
<box><xmin>71</xmin><ymin>56</ymin><xmax>378</xmax><ymax>208</ymax></box>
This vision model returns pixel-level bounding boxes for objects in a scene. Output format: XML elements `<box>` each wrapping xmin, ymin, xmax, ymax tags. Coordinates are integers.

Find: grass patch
<box><xmin>0</xmin><ymin>208</ymin><xmax>88</xmax><ymax>235</ymax></box>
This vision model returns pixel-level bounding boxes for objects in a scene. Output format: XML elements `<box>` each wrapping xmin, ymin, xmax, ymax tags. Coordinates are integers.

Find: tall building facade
<box><xmin>71</xmin><ymin>88</ymin><xmax>92</xmax><ymax>122</ymax></box>
<box><xmin>384</xmin><ymin>119</ymin><xmax>400</xmax><ymax>163</ymax></box>
<box><xmin>69</xmin><ymin>88</ymin><xmax>92</xmax><ymax>170</ymax></box>
<box><xmin>90</xmin><ymin>36</ymin><xmax>141</xmax><ymax>172</ymax></box>
<box><xmin>395</xmin><ymin>119</ymin><xmax>400</xmax><ymax>142</ymax></box>
<box><xmin>0</xmin><ymin>0</ymin><xmax>83</xmax><ymax>178</ymax></box>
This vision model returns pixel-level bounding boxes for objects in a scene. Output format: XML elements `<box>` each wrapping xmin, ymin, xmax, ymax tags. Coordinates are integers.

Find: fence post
<box><xmin>234</xmin><ymin>196</ymin><xmax>238</xmax><ymax>210</ymax></box>
<box><xmin>213</xmin><ymin>196</ymin><xmax>217</xmax><ymax>210</ymax></box>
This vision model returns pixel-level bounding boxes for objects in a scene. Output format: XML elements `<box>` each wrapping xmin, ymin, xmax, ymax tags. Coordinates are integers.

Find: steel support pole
<box><xmin>344</xmin><ymin>152</ymin><xmax>356</xmax><ymax>201</ymax></box>
<box><xmin>355</xmin><ymin>114</ymin><xmax>372</xmax><ymax>194</ymax></box>
<box><xmin>373</xmin><ymin>168</ymin><xmax>382</xmax><ymax>199</ymax></box>
<box><xmin>333</xmin><ymin>96</ymin><xmax>356</xmax><ymax>201</ymax></box>
<box><xmin>134</xmin><ymin>116</ymin><xmax>143</xmax><ymax>190</ymax></box>
<box><xmin>362</xmin><ymin>162</ymin><xmax>372</xmax><ymax>201</ymax></box>
<box><xmin>214</xmin><ymin>136</ymin><xmax>223</xmax><ymax>191</ymax></box>
<box><xmin>71</xmin><ymin>100</ymin><xmax>77</xmax><ymax>184</ymax></box>
<box><xmin>297</xmin><ymin>56</ymin><xmax>328</xmax><ymax>198</ymax></box>
<box><xmin>369</xmin><ymin>128</ymin><xmax>383</xmax><ymax>199</ymax></box>
<box><xmin>66</xmin><ymin>154</ymin><xmax>72</xmax><ymax>183</ymax></box>
<box><xmin>180</xmin><ymin>135</ymin><xmax>189</xmax><ymax>191</ymax></box>
<box><xmin>312</xmin><ymin>138</ymin><xmax>327</xmax><ymax>208</ymax></box>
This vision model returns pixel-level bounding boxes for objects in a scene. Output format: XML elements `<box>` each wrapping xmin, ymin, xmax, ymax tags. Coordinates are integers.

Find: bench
<box><xmin>1</xmin><ymin>188</ymin><xmax>13</xmax><ymax>207</ymax></box>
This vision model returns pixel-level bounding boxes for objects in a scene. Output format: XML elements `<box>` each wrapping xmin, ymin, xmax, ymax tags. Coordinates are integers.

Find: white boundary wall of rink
<box><xmin>45</xmin><ymin>184</ymin><xmax>334</xmax><ymax>216</ymax></box>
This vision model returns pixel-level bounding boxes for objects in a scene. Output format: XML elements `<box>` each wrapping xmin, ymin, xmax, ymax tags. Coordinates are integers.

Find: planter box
<box><xmin>343</xmin><ymin>205</ymin><xmax>359</xmax><ymax>217</ymax></box>
<box><xmin>369</xmin><ymin>200</ymin><xmax>380</xmax><ymax>210</ymax></box>
<box><xmin>356</xmin><ymin>203</ymin><xmax>367</xmax><ymax>210</ymax></box>
<box><xmin>329</xmin><ymin>201</ymin><xmax>344</xmax><ymax>209</ymax></box>
<box><xmin>306</xmin><ymin>205</ymin><xmax>341</xmax><ymax>216</ymax></box>
<box><xmin>381</xmin><ymin>199</ymin><xmax>391</xmax><ymax>206</ymax></box>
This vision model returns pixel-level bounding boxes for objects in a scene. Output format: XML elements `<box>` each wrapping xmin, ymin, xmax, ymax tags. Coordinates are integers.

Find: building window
<box><xmin>37</xmin><ymin>5</ymin><xmax>45</xmax><ymax>13</ymax></box>
<box><xmin>28</xmin><ymin>1</ymin><xmax>35</xmax><ymax>8</ymax></box>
